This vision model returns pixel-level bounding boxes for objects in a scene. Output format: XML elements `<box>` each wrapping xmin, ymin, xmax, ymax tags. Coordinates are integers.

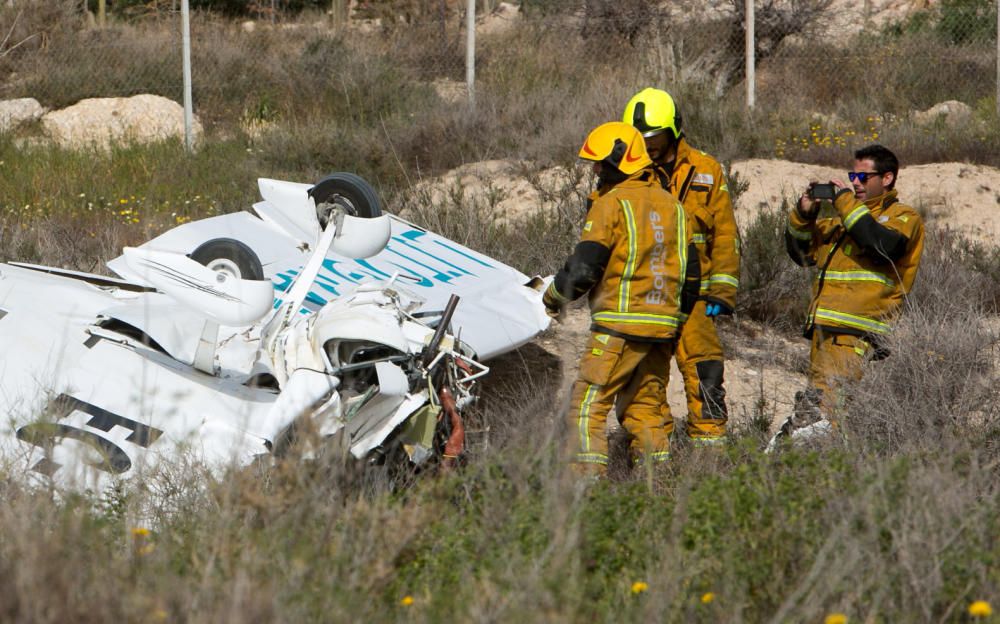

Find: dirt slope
<box><xmin>731</xmin><ymin>159</ymin><xmax>1000</xmax><ymax>245</ymax></box>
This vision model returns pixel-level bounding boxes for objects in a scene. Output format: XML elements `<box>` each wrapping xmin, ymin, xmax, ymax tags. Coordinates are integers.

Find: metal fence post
<box><xmin>181</xmin><ymin>0</ymin><xmax>193</xmax><ymax>151</ymax></box>
<box><xmin>466</xmin><ymin>0</ymin><xmax>476</xmax><ymax>108</ymax></box>
<box><xmin>745</xmin><ymin>0</ymin><xmax>755</xmax><ymax>110</ymax></box>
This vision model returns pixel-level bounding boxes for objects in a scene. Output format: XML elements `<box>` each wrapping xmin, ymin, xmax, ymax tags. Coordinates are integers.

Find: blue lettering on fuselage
<box><xmin>270</xmin><ymin>226</ymin><xmax>500</xmax><ymax>314</ymax></box>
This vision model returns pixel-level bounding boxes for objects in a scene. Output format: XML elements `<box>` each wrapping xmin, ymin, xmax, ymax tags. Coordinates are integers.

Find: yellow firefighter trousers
<box><xmin>809</xmin><ymin>329</ymin><xmax>868</xmax><ymax>418</ymax></box>
<box><xmin>675</xmin><ymin>300</ymin><xmax>727</xmax><ymax>440</ymax></box>
<box><xmin>568</xmin><ymin>333</ymin><xmax>674</xmax><ymax>470</ymax></box>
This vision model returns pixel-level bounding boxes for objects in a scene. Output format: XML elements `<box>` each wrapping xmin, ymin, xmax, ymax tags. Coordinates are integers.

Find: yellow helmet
<box><xmin>578</xmin><ymin>121</ymin><xmax>652</xmax><ymax>176</ymax></box>
<box><xmin>623</xmin><ymin>87</ymin><xmax>682</xmax><ymax>139</ymax></box>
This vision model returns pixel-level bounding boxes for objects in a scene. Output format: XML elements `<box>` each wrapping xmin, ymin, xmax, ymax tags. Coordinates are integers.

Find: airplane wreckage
<box><xmin>0</xmin><ymin>173</ymin><xmax>550</xmax><ymax>494</ymax></box>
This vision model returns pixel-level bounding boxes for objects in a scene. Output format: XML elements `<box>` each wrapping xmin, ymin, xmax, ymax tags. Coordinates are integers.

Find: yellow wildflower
<box><xmin>969</xmin><ymin>601</ymin><xmax>993</xmax><ymax>617</ymax></box>
<box><xmin>824</xmin><ymin>614</ymin><xmax>848</xmax><ymax>624</ymax></box>
<box><xmin>631</xmin><ymin>581</ymin><xmax>648</xmax><ymax>594</ymax></box>
<box><xmin>701</xmin><ymin>592</ymin><xmax>715</xmax><ymax>604</ymax></box>
<box><xmin>131</xmin><ymin>527</ymin><xmax>150</xmax><ymax>537</ymax></box>
<box><xmin>400</xmin><ymin>595</ymin><xmax>415</xmax><ymax>607</ymax></box>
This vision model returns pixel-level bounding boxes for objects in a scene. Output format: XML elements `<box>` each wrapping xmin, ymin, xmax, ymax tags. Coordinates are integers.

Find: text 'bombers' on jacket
<box><xmin>548</xmin><ymin>170</ymin><xmax>701</xmax><ymax>341</ymax></box>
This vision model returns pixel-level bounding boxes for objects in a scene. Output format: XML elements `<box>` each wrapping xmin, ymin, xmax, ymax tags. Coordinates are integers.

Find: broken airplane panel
<box><xmin>0</xmin><ymin>173</ymin><xmax>549</xmax><ymax>495</ymax></box>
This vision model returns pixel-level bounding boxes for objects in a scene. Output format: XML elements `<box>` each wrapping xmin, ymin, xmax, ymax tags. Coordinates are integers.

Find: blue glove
<box><xmin>705</xmin><ymin>303</ymin><xmax>722</xmax><ymax>317</ymax></box>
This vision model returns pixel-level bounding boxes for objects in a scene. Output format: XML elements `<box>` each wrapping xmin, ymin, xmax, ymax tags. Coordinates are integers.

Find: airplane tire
<box><xmin>308</xmin><ymin>172</ymin><xmax>382</xmax><ymax>220</ymax></box>
<box><xmin>190</xmin><ymin>238</ymin><xmax>265</xmax><ymax>281</ymax></box>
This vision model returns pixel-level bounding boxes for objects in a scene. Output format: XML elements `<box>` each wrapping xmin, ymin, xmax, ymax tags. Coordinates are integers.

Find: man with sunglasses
<box><xmin>773</xmin><ymin>144</ymin><xmax>924</xmax><ymax>447</ymax></box>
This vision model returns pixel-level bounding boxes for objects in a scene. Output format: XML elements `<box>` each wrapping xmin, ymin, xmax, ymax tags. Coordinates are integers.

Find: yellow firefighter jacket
<box><xmin>786</xmin><ymin>188</ymin><xmax>924</xmax><ymax>336</ymax></box>
<box><xmin>547</xmin><ymin>170</ymin><xmax>698</xmax><ymax>341</ymax></box>
<box><xmin>653</xmin><ymin>138</ymin><xmax>741</xmax><ymax>310</ymax></box>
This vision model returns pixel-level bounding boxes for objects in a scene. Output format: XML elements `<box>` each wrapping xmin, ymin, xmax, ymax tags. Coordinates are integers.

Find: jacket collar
<box><xmin>597</xmin><ymin>169</ymin><xmax>658</xmax><ymax>195</ymax></box>
<box><xmin>673</xmin><ymin>136</ymin><xmax>693</xmax><ymax>166</ymax></box>
<box><xmin>865</xmin><ymin>188</ymin><xmax>898</xmax><ymax>214</ymax></box>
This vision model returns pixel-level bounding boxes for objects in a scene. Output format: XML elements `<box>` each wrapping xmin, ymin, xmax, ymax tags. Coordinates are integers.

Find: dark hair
<box><xmin>854</xmin><ymin>144</ymin><xmax>899</xmax><ymax>188</ymax></box>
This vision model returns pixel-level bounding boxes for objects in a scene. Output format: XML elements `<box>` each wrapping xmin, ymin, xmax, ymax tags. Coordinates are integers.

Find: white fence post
<box><xmin>745</xmin><ymin>0</ymin><xmax>755</xmax><ymax>110</ymax></box>
<box><xmin>466</xmin><ymin>0</ymin><xmax>476</xmax><ymax>108</ymax></box>
<box><xmin>182</xmin><ymin>0</ymin><xmax>193</xmax><ymax>152</ymax></box>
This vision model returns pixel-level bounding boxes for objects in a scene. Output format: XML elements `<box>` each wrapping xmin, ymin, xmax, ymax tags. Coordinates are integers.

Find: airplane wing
<box><xmin>108</xmin><ymin>178</ymin><xmax>550</xmax><ymax>360</ymax></box>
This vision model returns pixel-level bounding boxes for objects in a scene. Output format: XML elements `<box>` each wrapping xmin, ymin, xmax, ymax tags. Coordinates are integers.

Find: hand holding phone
<box><xmin>797</xmin><ymin>186</ymin><xmax>820</xmax><ymax>219</ymax></box>
<box><xmin>808</xmin><ymin>182</ymin><xmax>837</xmax><ymax>200</ymax></box>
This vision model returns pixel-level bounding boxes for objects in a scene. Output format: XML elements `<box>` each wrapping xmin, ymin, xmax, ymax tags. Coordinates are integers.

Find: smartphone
<box><xmin>808</xmin><ymin>183</ymin><xmax>837</xmax><ymax>200</ymax></box>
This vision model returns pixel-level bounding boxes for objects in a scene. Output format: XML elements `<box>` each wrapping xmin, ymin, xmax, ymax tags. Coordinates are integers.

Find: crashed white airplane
<box><xmin>0</xmin><ymin>173</ymin><xmax>549</xmax><ymax>494</ymax></box>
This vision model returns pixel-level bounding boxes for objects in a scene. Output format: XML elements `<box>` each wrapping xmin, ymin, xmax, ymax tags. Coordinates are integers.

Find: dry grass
<box><xmin>1</xmin><ymin>202</ymin><xmax>999</xmax><ymax>622</ymax></box>
<box><xmin>2</xmin><ymin>5</ymin><xmax>1000</xmax><ymax>622</ymax></box>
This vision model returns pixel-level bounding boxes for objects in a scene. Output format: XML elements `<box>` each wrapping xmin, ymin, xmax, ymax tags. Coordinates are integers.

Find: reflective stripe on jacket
<box><xmin>578</xmin><ymin>171</ymin><xmax>695</xmax><ymax>340</ymax></box>
<box><xmin>786</xmin><ymin>188</ymin><xmax>924</xmax><ymax>335</ymax></box>
<box><xmin>654</xmin><ymin>138</ymin><xmax>741</xmax><ymax>309</ymax></box>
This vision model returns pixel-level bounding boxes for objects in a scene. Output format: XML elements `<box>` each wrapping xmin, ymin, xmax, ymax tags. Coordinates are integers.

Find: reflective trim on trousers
<box><xmin>577</xmin><ymin>384</ymin><xmax>598</xmax><ymax>453</ymax></box>
<box><xmin>634</xmin><ymin>450</ymin><xmax>671</xmax><ymax>465</ymax></box>
<box><xmin>690</xmin><ymin>436</ymin><xmax>725</xmax><ymax>445</ymax></box>
<box><xmin>575</xmin><ymin>452</ymin><xmax>609</xmax><ymax>465</ymax></box>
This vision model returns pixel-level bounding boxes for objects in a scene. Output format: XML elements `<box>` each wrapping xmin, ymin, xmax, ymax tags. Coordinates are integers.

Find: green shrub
<box><xmin>886</xmin><ymin>0</ymin><xmax>998</xmax><ymax>45</ymax></box>
<box><xmin>736</xmin><ymin>205</ymin><xmax>812</xmax><ymax>330</ymax></box>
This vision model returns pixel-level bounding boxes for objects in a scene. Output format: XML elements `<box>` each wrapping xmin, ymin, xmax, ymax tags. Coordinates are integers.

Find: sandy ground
<box><xmin>414</xmin><ymin>158</ymin><xmax>1000</xmax><ymax>246</ymax></box>
<box><xmin>731</xmin><ymin>159</ymin><xmax>1000</xmax><ymax>244</ymax></box>
<box><xmin>533</xmin><ymin>304</ymin><xmax>806</xmax><ymax>435</ymax></box>
<box><xmin>418</xmin><ymin>156</ymin><xmax>1000</xmax><ymax>437</ymax></box>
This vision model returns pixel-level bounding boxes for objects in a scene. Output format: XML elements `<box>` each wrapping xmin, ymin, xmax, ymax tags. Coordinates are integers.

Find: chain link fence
<box><xmin>0</xmin><ymin>1</ymin><xmax>997</xmax><ymax>133</ymax></box>
<box><xmin>521</xmin><ymin>1</ymin><xmax>998</xmax><ymax>113</ymax></box>
<box><xmin>0</xmin><ymin>1</ymin><xmax>474</xmax><ymax>129</ymax></box>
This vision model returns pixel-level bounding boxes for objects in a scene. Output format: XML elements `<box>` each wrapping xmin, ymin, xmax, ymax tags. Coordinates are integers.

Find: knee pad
<box><xmin>695</xmin><ymin>360</ymin><xmax>727</xmax><ymax>420</ymax></box>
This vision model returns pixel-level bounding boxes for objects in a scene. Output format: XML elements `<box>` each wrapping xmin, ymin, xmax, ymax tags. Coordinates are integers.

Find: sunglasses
<box><xmin>848</xmin><ymin>171</ymin><xmax>882</xmax><ymax>183</ymax></box>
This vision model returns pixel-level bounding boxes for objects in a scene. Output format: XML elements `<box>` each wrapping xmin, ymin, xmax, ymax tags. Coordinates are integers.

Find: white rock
<box><xmin>0</xmin><ymin>98</ymin><xmax>45</xmax><ymax>133</ymax></box>
<box><xmin>912</xmin><ymin>100</ymin><xmax>973</xmax><ymax>127</ymax></box>
<box><xmin>431</xmin><ymin>78</ymin><xmax>468</xmax><ymax>105</ymax></box>
<box><xmin>41</xmin><ymin>94</ymin><xmax>203</xmax><ymax>150</ymax></box>
<box><xmin>478</xmin><ymin>2</ymin><xmax>520</xmax><ymax>36</ymax></box>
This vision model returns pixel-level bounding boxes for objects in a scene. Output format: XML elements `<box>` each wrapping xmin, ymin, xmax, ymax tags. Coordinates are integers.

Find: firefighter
<box><xmin>773</xmin><ymin>144</ymin><xmax>924</xmax><ymax>446</ymax></box>
<box><xmin>622</xmin><ymin>87</ymin><xmax>741</xmax><ymax>443</ymax></box>
<box><xmin>543</xmin><ymin>121</ymin><xmax>700</xmax><ymax>475</ymax></box>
